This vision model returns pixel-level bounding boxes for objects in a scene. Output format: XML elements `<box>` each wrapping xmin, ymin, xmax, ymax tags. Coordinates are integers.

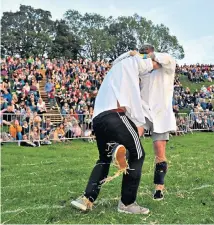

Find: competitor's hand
<box><xmin>130</xmin><ymin>50</ymin><xmax>138</xmax><ymax>56</ymax></box>
<box><xmin>137</xmin><ymin>126</ymin><xmax>144</xmax><ymax>137</ymax></box>
<box><xmin>147</xmin><ymin>52</ymin><xmax>156</xmax><ymax>60</ymax></box>
<box><xmin>152</xmin><ymin>61</ymin><xmax>162</xmax><ymax>69</ymax></box>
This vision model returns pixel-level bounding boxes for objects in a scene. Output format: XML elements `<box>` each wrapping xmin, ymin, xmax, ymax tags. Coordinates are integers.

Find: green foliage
<box><xmin>1</xmin><ymin>134</ymin><xmax>214</xmax><ymax>224</ymax></box>
<box><xmin>1</xmin><ymin>5</ymin><xmax>185</xmax><ymax>60</ymax></box>
<box><xmin>49</xmin><ymin>20</ymin><xmax>82</xmax><ymax>59</ymax></box>
<box><xmin>64</xmin><ymin>11</ymin><xmax>185</xmax><ymax>60</ymax></box>
<box><xmin>1</xmin><ymin>5</ymin><xmax>54</xmax><ymax>57</ymax></box>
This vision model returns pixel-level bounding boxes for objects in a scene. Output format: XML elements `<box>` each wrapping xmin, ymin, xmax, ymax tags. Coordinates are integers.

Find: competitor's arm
<box><xmin>112</xmin><ymin>51</ymin><xmax>131</xmax><ymax>66</ymax></box>
<box><xmin>148</xmin><ymin>52</ymin><xmax>176</xmax><ymax>73</ymax></box>
<box><xmin>130</xmin><ymin>51</ymin><xmax>162</xmax><ymax>71</ymax></box>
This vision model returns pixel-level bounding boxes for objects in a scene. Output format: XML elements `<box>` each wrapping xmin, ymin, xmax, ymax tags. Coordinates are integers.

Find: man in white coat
<box><xmin>139</xmin><ymin>44</ymin><xmax>176</xmax><ymax>200</ymax></box>
<box><xmin>114</xmin><ymin>45</ymin><xmax>176</xmax><ymax>200</ymax></box>
<box><xmin>71</xmin><ymin>52</ymin><xmax>160</xmax><ymax>214</ymax></box>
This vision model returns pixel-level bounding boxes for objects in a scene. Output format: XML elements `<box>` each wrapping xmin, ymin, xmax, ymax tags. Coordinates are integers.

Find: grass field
<box><xmin>179</xmin><ymin>75</ymin><xmax>214</xmax><ymax>92</ymax></box>
<box><xmin>177</xmin><ymin>75</ymin><xmax>214</xmax><ymax>114</ymax></box>
<box><xmin>1</xmin><ymin>133</ymin><xmax>214</xmax><ymax>224</ymax></box>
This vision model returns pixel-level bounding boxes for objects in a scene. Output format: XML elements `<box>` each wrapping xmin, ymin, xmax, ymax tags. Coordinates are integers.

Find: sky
<box><xmin>1</xmin><ymin>0</ymin><xmax>214</xmax><ymax>64</ymax></box>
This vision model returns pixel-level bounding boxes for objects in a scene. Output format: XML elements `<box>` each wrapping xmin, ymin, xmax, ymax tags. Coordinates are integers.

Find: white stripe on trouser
<box><xmin>120</xmin><ymin>116</ymin><xmax>142</xmax><ymax>159</ymax></box>
<box><xmin>122</xmin><ymin>116</ymin><xmax>142</xmax><ymax>158</ymax></box>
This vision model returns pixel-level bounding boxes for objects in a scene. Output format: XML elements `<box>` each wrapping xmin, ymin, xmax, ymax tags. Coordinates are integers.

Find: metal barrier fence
<box><xmin>1</xmin><ymin>112</ymin><xmax>214</xmax><ymax>145</ymax></box>
<box><xmin>174</xmin><ymin>113</ymin><xmax>192</xmax><ymax>135</ymax></box>
<box><xmin>0</xmin><ymin>113</ymin><xmax>95</xmax><ymax>145</ymax></box>
<box><xmin>189</xmin><ymin>111</ymin><xmax>214</xmax><ymax>131</ymax></box>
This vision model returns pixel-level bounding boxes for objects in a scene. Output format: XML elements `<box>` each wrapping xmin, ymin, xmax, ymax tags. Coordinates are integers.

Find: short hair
<box><xmin>139</xmin><ymin>44</ymin><xmax>155</xmax><ymax>53</ymax></box>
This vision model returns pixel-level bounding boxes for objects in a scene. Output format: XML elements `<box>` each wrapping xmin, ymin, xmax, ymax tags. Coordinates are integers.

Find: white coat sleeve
<box><xmin>111</xmin><ymin>59</ymin><xmax>146</xmax><ymax>127</ymax></box>
<box><xmin>136</xmin><ymin>57</ymin><xmax>154</xmax><ymax>76</ymax></box>
<box><xmin>154</xmin><ymin>53</ymin><xmax>176</xmax><ymax>74</ymax></box>
<box><xmin>113</xmin><ymin>51</ymin><xmax>131</xmax><ymax>66</ymax></box>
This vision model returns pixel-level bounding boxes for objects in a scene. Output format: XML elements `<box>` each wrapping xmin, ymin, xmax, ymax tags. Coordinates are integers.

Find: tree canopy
<box><xmin>1</xmin><ymin>5</ymin><xmax>185</xmax><ymax>60</ymax></box>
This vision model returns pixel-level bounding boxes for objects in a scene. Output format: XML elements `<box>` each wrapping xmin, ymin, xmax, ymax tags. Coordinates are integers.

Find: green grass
<box><xmin>179</xmin><ymin>75</ymin><xmax>214</xmax><ymax>92</ymax></box>
<box><xmin>177</xmin><ymin>75</ymin><xmax>214</xmax><ymax>113</ymax></box>
<box><xmin>1</xmin><ymin>133</ymin><xmax>214</xmax><ymax>224</ymax></box>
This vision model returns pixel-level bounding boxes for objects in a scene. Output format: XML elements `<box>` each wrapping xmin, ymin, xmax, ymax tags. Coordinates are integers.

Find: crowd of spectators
<box><xmin>173</xmin><ymin>76</ymin><xmax>214</xmax><ymax>113</ymax></box>
<box><xmin>1</xmin><ymin>57</ymin><xmax>214</xmax><ymax>145</ymax></box>
<box><xmin>176</xmin><ymin>64</ymin><xmax>214</xmax><ymax>83</ymax></box>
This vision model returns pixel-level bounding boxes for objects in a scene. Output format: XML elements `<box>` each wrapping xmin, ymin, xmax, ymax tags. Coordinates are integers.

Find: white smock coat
<box><xmin>140</xmin><ymin>52</ymin><xmax>176</xmax><ymax>133</ymax></box>
<box><xmin>93</xmin><ymin>55</ymin><xmax>153</xmax><ymax>127</ymax></box>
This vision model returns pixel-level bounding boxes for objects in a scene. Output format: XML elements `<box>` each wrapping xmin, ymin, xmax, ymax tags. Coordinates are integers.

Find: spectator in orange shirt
<box><xmin>9</xmin><ymin>120</ymin><xmax>22</xmax><ymax>142</ymax></box>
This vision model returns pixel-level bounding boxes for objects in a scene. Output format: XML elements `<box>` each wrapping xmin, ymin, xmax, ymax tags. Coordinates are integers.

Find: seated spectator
<box><xmin>69</xmin><ymin>108</ymin><xmax>79</xmax><ymax>121</ymax></box>
<box><xmin>1</xmin><ymin>105</ymin><xmax>15</xmax><ymax>122</ymax></box>
<box><xmin>21</xmin><ymin>121</ymin><xmax>29</xmax><ymax>135</ymax></box>
<box><xmin>200</xmin><ymin>99</ymin><xmax>207</xmax><ymax>110</ymax></box>
<box><xmin>35</xmin><ymin>71</ymin><xmax>43</xmax><ymax>82</ymax></box>
<box><xmin>13</xmin><ymin>78</ymin><xmax>23</xmax><ymax>95</ymax></box>
<box><xmin>23</xmin><ymin>82</ymin><xmax>30</xmax><ymax>95</ymax></box>
<box><xmin>30</xmin><ymin>126</ymin><xmax>40</xmax><ymax>146</ymax></box>
<box><xmin>0</xmin><ymin>95</ymin><xmax>8</xmax><ymax>110</ymax></box>
<box><xmin>37</xmin><ymin>98</ymin><xmax>47</xmax><ymax>114</ymax></box>
<box><xmin>42</xmin><ymin>117</ymin><xmax>53</xmax><ymax>136</ymax></box>
<box><xmin>71</xmin><ymin>121</ymin><xmax>82</xmax><ymax>138</ymax></box>
<box><xmin>53</xmin><ymin>123</ymin><xmax>65</xmax><ymax>141</ymax></box>
<box><xmin>173</xmin><ymin>105</ymin><xmax>179</xmax><ymax>116</ymax></box>
<box><xmin>3</xmin><ymin>89</ymin><xmax>12</xmax><ymax>104</ymax></box>
<box><xmin>9</xmin><ymin>119</ymin><xmax>22</xmax><ymax>144</ymax></box>
<box><xmin>2</xmin><ymin>75</ymin><xmax>10</xmax><ymax>89</ymax></box>
<box><xmin>20</xmin><ymin>134</ymin><xmax>37</xmax><ymax>147</ymax></box>
<box><xmin>55</xmin><ymin>81</ymin><xmax>61</xmax><ymax>91</ymax></box>
<box><xmin>61</xmin><ymin>103</ymin><xmax>70</xmax><ymax>115</ymax></box>
<box><xmin>23</xmin><ymin>107</ymin><xmax>33</xmax><ymax>123</ymax></box>
<box><xmin>32</xmin><ymin>112</ymin><xmax>42</xmax><ymax>127</ymax></box>
<box><xmin>63</xmin><ymin>118</ymin><xmax>73</xmax><ymax>139</ymax></box>
<box><xmin>196</xmin><ymin>103</ymin><xmax>204</xmax><ymax>112</ymax></box>
<box><xmin>206</xmin><ymin>100</ymin><xmax>213</xmax><ymax>111</ymax></box>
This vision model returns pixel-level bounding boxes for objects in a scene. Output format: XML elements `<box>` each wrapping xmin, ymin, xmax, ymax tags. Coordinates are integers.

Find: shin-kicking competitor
<box><xmin>129</xmin><ymin>44</ymin><xmax>177</xmax><ymax>200</ymax></box>
<box><xmin>71</xmin><ymin>52</ymin><xmax>160</xmax><ymax>214</ymax></box>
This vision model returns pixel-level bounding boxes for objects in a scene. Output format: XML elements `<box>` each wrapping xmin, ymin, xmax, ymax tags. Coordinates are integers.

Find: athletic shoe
<box><xmin>112</xmin><ymin>144</ymin><xmax>128</xmax><ymax>171</ymax></box>
<box><xmin>153</xmin><ymin>190</ymin><xmax>164</xmax><ymax>201</ymax></box>
<box><xmin>71</xmin><ymin>196</ymin><xmax>93</xmax><ymax>211</ymax></box>
<box><xmin>118</xmin><ymin>201</ymin><xmax>150</xmax><ymax>214</ymax></box>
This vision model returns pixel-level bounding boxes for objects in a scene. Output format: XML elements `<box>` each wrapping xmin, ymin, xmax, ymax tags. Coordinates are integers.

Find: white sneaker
<box><xmin>118</xmin><ymin>201</ymin><xmax>150</xmax><ymax>214</ymax></box>
<box><xmin>71</xmin><ymin>196</ymin><xmax>93</xmax><ymax>211</ymax></box>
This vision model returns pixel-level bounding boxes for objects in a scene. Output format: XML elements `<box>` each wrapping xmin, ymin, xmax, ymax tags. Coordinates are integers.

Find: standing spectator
<box><xmin>27</xmin><ymin>56</ymin><xmax>34</xmax><ymax>69</ymax></box>
<box><xmin>44</xmin><ymin>79</ymin><xmax>54</xmax><ymax>94</ymax></box>
<box><xmin>48</xmin><ymin>88</ymin><xmax>57</xmax><ymax>110</ymax></box>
